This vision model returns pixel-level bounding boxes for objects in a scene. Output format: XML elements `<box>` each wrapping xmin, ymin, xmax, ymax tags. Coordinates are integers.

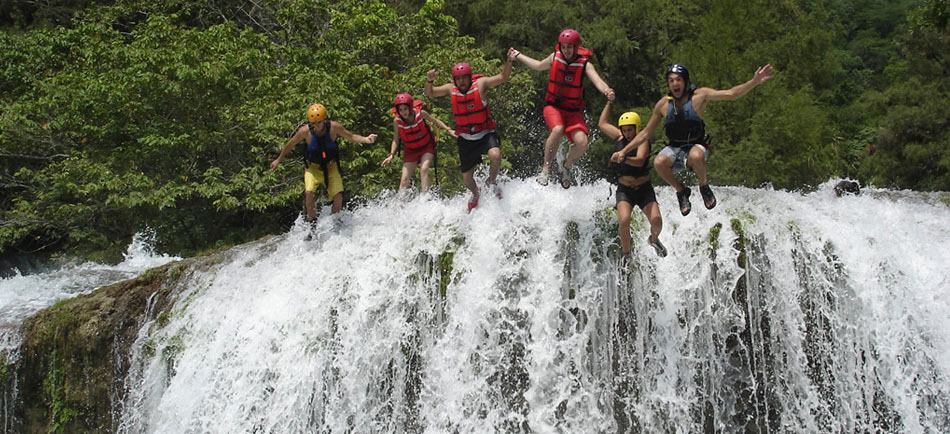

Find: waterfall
<box><xmin>9</xmin><ymin>179</ymin><xmax>950</xmax><ymax>433</ymax></box>
<box><xmin>0</xmin><ymin>231</ymin><xmax>179</xmax><ymax>359</ymax></box>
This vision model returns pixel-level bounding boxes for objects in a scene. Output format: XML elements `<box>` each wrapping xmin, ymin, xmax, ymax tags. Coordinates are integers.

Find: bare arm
<box><xmin>598</xmin><ymin>100</ymin><xmax>621</xmax><ymax>141</ymax></box>
<box><xmin>381</xmin><ymin>119</ymin><xmax>399</xmax><ymax>167</ymax></box>
<box><xmin>332</xmin><ymin>121</ymin><xmax>377</xmax><ymax>145</ymax></box>
<box><xmin>611</xmin><ymin>98</ymin><xmax>666</xmax><ymax>162</ymax></box>
<box><xmin>480</xmin><ymin>48</ymin><xmax>517</xmax><ymax>88</ymax></box>
<box><xmin>270</xmin><ymin>125</ymin><xmax>308</xmax><ymax>169</ymax></box>
<box><xmin>421</xmin><ymin>110</ymin><xmax>456</xmax><ymax>137</ymax></box>
<box><xmin>424</xmin><ymin>69</ymin><xmax>452</xmax><ymax>98</ymax></box>
<box><xmin>584</xmin><ymin>63</ymin><xmax>615</xmax><ymax>99</ymax></box>
<box><xmin>511</xmin><ymin>49</ymin><xmax>554</xmax><ymax>72</ymax></box>
<box><xmin>698</xmin><ymin>64</ymin><xmax>774</xmax><ymax>103</ymax></box>
<box><xmin>624</xmin><ymin>140</ymin><xmax>651</xmax><ymax>167</ymax></box>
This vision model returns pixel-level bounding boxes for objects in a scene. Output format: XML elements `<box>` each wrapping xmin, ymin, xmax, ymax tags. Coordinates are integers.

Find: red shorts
<box><xmin>543</xmin><ymin>105</ymin><xmax>589</xmax><ymax>143</ymax></box>
<box><xmin>403</xmin><ymin>140</ymin><xmax>435</xmax><ymax>164</ymax></box>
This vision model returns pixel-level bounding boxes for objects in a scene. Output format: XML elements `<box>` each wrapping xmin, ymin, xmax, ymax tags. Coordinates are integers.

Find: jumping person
<box><xmin>270</xmin><ymin>103</ymin><xmax>377</xmax><ymax>220</ymax></box>
<box><xmin>611</xmin><ymin>63</ymin><xmax>774</xmax><ymax>215</ymax></box>
<box><xmin>598</xmin><ymin>97</ymin><xmax>667</xmax><ymax>266</ymax></box>
<box><xmin>424</xmin><ymin>49</ymin><xmax>517</xmax><ymax>211</ymax></box>
<box><xmin>381</xmin><ymin>93</ymin><xmax>455</xmax><ymax>195</ymax></box>
<box><xmin>511</xmin><ymin>29</ymin><xmax>615</xmax><ymax>188</ymax></box>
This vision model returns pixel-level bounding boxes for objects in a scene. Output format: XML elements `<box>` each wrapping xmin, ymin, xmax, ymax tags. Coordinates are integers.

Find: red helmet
<box><xmin>393</xmin><ymin>92</ymin><xmax>412</xmax><ymax>108</ymax></box>
<box><xmin>452</xmin><ymin>62</ymin><xmax>472</xmax><ymax>78</ymax></box>
<box><xmin>558</xmin><ymin>29</ymin><xmax>580</xmax><ymax>46</ymax></box>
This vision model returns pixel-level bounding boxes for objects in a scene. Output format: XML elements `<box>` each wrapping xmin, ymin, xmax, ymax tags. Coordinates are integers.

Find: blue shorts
<box><xmin>658</xmin><ymin>144</ymin><xmax>708</xmax><ymax>173</ymax></box>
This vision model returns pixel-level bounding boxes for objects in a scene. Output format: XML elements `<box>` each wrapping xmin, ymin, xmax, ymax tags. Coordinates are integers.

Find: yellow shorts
<box><xmin>304</xmin><ymin>161</ymin><xmax>344</xmax><ymax>199</ymax></box>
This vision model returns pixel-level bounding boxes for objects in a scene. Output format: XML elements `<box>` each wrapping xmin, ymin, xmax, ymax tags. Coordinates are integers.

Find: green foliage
<box><xmin>1</xmin><ymin>0</ymin><xmax>539</xmax><ymax>258</ymax></box>
<box><xmin>855</xmin><ymin>0</ymin><xmax>950</xmax><ymax>190</ymax></box>
<box><xmin>2</xmin><ymin>0</ymin><xmax>946</xmax><ymax>260</ymax></box>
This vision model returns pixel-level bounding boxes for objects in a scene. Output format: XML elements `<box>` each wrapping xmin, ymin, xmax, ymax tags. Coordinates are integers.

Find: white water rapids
<box><xmin>7</xmin><ymin>179</ymin><xmax>950</xmax><ymax>433</ymax></box>
<box><xmin>0</xmin><ymin>231</ymin><xmax>180</xmax><ymax>359</ymax></box>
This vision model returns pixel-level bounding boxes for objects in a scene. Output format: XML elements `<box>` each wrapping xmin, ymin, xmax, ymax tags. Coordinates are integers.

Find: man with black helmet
<box><xmin>511</xmin><ymin>29</ymin><xmax>615</xmax><ymax>188</ymax></box>
<box><xmin>611</xmin><ymin>63</ymin><xmax>774</xmax><ymax>215</ymax></box>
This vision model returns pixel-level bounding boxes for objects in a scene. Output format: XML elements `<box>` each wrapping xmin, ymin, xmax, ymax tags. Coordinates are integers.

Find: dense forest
<box><xmin>1</xmin><ymin>0</ymin><xmax>948</xmax><ymax>261</ymax></box>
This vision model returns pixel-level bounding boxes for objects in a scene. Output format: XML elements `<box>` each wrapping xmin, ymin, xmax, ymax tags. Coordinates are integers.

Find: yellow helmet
<box><xmin>307</xmin><ymin>104</ymin><xmax>327</xmax><ymax>123</ymax></box>
<box><xmin>618</xmin><ymin>111</ymin><xmax>641</xmax><ymax>132</ymax></box>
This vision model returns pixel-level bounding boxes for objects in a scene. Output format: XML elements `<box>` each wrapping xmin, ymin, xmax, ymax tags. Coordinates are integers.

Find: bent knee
<box><xmin>654</xmin><ymin>155</ymin><xmax>673</xmax><ymax>168</ymax></box>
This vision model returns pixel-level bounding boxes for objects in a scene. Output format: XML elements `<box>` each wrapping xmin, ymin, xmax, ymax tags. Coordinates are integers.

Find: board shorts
<box><xmin>304</xmin><ymin>161</ymin><xmax>344</xmax><ymax>199</ymax></box>
<box><xmin>457</xmin><ymin>132</ymin><xmax>500</xmax><ymax>173</ymax></box>
<box><xmin>543</xmin><ymin>105</ymin><xmax>588</xmax><ymax>143</ymax></box>
<box><xmin>616</xmin><ymin>181</ymin><xmax>657</xmax><ymax>209</ymax></box>
<box><xmin>658</xmin><ymin>144</ymin><xmax>709</xmax><ymax>173</ymax></box>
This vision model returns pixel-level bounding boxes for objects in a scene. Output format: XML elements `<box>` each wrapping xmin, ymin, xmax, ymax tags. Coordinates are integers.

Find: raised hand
<box><xmin>754</xmin><ymin>64</ymin><xmax>774</xmax><ymax>84</ymax></box>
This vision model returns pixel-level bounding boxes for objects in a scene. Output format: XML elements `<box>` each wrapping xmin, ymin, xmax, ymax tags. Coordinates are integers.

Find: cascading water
<box><xmin>0</xmin><ymin>231</ymin><xmax>180</xmax><ymax>434</ymax></box>
<box><xmin>0</xmin><ymin>231</ymin><xmax>180</xmax><ymax>359</ymax></box>
<box><xmin>30</xmin><ymin>179</ymin><xmax>950</xmax><ymax>433</ymax></box>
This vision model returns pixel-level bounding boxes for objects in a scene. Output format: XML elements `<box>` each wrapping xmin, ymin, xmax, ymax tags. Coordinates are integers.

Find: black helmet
<box><xmin>666</xmin><ymin>63</ymin><xmax>690</xmax><ymax>86</ymax></box>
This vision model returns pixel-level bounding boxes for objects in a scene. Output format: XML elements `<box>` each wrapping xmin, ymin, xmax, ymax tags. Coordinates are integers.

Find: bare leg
<box><xmin>399</xmin><ymin>161</ymin><xmax>417</xmax><ymax>192</ymax></box>
<box><xmin>331</xmin><ymin>192</ymin><xmax>342</xmax><ymax>214</ymax></box>
<box><xmin>487</xmin><ymin>147</ymin><xmax>501</xmax><ymax>186</ymax></box>
<box><xmin>617</xmin><ymin>200</ymin><xmax>633</xmax><ymax>257</ymax></box>
<box><xmin>419</xmin><ymin>153</ymin><xmax>434</xmax><ymax>193</ymax></box>
<box><xmin>543</xmin><ymin>125</ymin><xmax>565</xmax><ymax>173</ymax></box>
<box><xmin>462</xmin><ymin>168</ymin><xmax>479</xmax><ymax>200</ymax></box>
<box><xmin>305</xmin><ymin>191</ymin><xmax>317</xmax><ymax>221</ymax></box>
<box><xmin>653</xmin><ymin>154</ymin><xmax>684</xmax><ymax>191</ymax></box>
<box><xmin>563</xmin><ymin>130</ymin><xmax>589</xmax><ymax>169</ymax></box>
<box><xmin>642</xmin><ymin>201</ymin><xmax>663</xmax><ymax>243</ymax></box>
<box><xmin>686</xmin><ymin>146</ymin><xmax>708</xmax><ymax>186</ymax></box>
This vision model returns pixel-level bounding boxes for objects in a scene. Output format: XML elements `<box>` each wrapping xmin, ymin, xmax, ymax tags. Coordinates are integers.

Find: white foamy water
<box><xmin>0</xmin><ymin>231</ymin><xmax>180</xmax><ymax>357</ymax></box>
<box><xmin>112</xmin><ymin>179</ymin><xmax>949</xmax><ymax>433</ymax></box>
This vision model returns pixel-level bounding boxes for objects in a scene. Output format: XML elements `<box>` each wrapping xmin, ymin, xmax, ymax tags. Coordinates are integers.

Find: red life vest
<box><xmin>451</xmin><ymin>77</ymin><xmax>496</xmax><ymax>135</ymax></box>
<box><xmin>392</xmin><ymin>100</ymin><xmax>435</xmax><ymax>150</ymax></box>
<box><xmin>545</xmin><ymin>46</ymin><xmax>592</xmax><ymax>111</ymax></box>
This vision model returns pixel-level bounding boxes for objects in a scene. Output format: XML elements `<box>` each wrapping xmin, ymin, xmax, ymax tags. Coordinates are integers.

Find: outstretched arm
<box><xmin>424</xmin><ymin>69</ymin><xmax>453</xmax><ymax>98</ymax></box>
<box><xmin>270</xmin><ymin>125</ymin><xmax>307</xmax><ymax>170</ymax></box>
<box><xmin>584</xmin><ymin>63</ymin><xmax>615</xmax><ymax>100</ymax></box>
<box><xmin>421</xmin><ymin>110</ymin><xmax>456</xmax><ymax>137</ymax></box>
<box><xmin>511</xmin><ymin>48</ymin><xmax>553</xmax><ymax>72</ymax></box>
<box><xmin>480</xmin><ymin>48</ymin><xmax>517</xmax><ymax>88</ymax></box>
<box><xmin>332</xmin><ymin>121</ymin><xmax>377</xmax><ymax>145</ymax></box>
<box><xmin>700</xmin><ymin>64</ymin><xmax>774</xmax><ymax>102</ymax></box>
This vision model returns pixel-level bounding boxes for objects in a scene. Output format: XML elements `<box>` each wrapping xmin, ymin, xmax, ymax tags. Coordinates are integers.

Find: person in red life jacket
<box><xmin>424</xmin><ymin>49</ymin><xmax>517</xmax><ymax>211</ymax></box>
<box><xmin>270</xmin><ymin>103</ymin><xmax>377</xmax><ymax>221</ymax></box>
<box><xmin>611</xmin><ymin>63</ymin><xmax>774</xmax><ymax>215</ymax></box>
<box><xmin>381</xmin><ymin>93</ymin><xmax>455</xmax><ymax>195</ymax></box>
<box><xmin>511</xmin><ymin>29</ymin><xmax>615</xmax><ymax>188</ymax></box>
<box><xmin>598</xmin><ymin>95</ymin><xmax>667</xmax><ymax>268</ymax></box>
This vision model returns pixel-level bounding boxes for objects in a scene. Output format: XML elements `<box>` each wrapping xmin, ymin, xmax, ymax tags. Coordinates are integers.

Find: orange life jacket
<box><xmin>451</xmin><ymin>77</ymin><xmax>496</xmax><ymax>135</ymax></box>
<box><xmin>392</xmin><ymin>100</ymin><xmax>434</xmax><ymax>150</ymax></box>
<box><xmin>545</xmin><ymin>46</ymin><xmax>591</xmax><ymax>111</ymax></box>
